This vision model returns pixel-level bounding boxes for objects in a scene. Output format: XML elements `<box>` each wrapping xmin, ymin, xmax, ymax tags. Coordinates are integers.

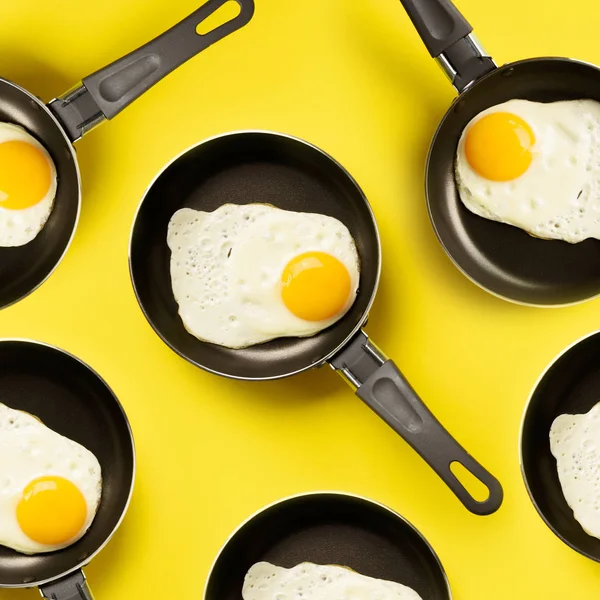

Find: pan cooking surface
<box><xmin>205</xmin><ymin>494</ymin><xmax>450</xmax><ymax>600</ymax></box>
<box><xmin>130</xmin><ymin>132</ymin><xmax>380</xmax><ymax>379</ymax></box>
<box><xmin>0</xmin><ymin>341</ymin><xmax>134</xmax><ymax>586</ymax></box>
<box><xmin>428</xmin><ymin>59</ymin><xmax>600</xmax><ymax>305</ymax></box>
<box><xmin>522</xmin><ymin>332</ymin><xmax>600</xmax><ymax>561</ymax></box>
<box><xmin>0</xmin><ymin>80</ymin><xmax>79</xmax><ymax>309</ymax></box>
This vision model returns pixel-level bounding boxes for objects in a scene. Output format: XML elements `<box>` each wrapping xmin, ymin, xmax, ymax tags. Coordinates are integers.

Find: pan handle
<box><xmin>397</xmin><ymin>0</ymin><xmax>495</xmax><ymax>92</ymax></box>
<box><xmin>39</xmin><ymin>569</ymin><xmax>94</xmax><ymax>600</ymax></box>
<box><xmin>330</xmin><ymin>330</ymin><xmax>503</xmax><ymax>515</ymax></box>
<box><xmin>49</xmin><ymin>0</ymin><xmax>255</xmax><ymax>142</ymax></box>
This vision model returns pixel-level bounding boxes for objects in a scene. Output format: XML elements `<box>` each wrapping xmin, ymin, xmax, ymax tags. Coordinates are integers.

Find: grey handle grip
<box><xmin>84</xmin><ymin>0</ymin><xmax>255</xmax><ymax>119</ymax></box>
<box><xmin>49</xmin><ymin>0</ymin><xmax>255</xmax><ymax>141</ymax></box>
<box><xmin>40</xmin><ymin>570</ymin><xmax>94</xmax><ymax>600</ymax></box>
<box><xmin>398</xmin><ymin>0</ymin><xmax>472</xmax><ymax>57</ymax></box>
<box><xmin>358</xmin><ymin>360</ymin><xmax>503</xmax><ymax>515</ymax></box>
<box><xmin>331</xmin><ymin>331</ymin><xmax>503</xmax><ymax>515</ymax></box>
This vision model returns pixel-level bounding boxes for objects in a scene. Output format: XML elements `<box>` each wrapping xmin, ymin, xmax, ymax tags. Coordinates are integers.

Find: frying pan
<box><xmin>398</xmin><ymin>0</ymin><xmax>600</xmax><ymax>305</ymax></box>
<box><xmin>0</xmin><ymin>0</ymin><xmax>254</xmax><ymax>310</ymax></box>
<box><xmin>0</xmin><ymin>339</ymin><xmax>135</xmax><ymax>599</ymax></box>
<box><xmin>129</xmin><ymin>130</ymin><xmax>503</xmax><ymax>515</ymax></box>
<box><xmin>521</xmin><ymin>330</ymin><xmax>600</xmax><ymax>562</ymax></box>
<box><xmin>204</xmin><ymin>492</ymin><xmax>451</xmax><ymax>600</ymax></box>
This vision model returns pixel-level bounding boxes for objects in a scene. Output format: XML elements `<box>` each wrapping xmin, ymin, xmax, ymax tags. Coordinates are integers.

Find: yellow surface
<box><xmin>0</xmin><ymin>0</ymin><xmax>600</xmax><ymax>598</ymax></box>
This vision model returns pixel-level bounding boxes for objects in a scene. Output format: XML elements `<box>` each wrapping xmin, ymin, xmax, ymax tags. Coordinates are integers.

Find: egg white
<box><xmin>0</xmin><ymin>123</ymin><xmax>58</xmax><ymax>247</ymax></box>
<box><xmin>167</xmin><ymin>204</ymin><xmax>360</xmax><ymax>349</ymax></box>
<box><xmin>455</xmin><ymin>99</ymin><xmax>600</xmax><ymax>243</ymax></box>
<box><xmin>0</xmin><ymin>403</ymin><xmax>102</xmax><ymax>554</ymax></box>
<box><xmin>243</xmin><ymin>562</ymin><xmax>423</xmax><ymax>600</ymax></box>
<box><xmin>550</xmin><ymin>401</ymin><xmax>600</xmax><ymax>540</ymax></box>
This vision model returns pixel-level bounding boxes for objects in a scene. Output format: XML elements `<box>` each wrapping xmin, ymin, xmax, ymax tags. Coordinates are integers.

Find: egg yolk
<box><xmin>281</xmin><ymin>251</ymin><xmax>351</xmax><ymax>321</ymax></box>
<box><xmin>16</xmin><ymin>476</ymin><xmax>87</xmax><ymax>545</ymax></box>
<box><xmin>0</xmin><ymin>141</ymin><xmax>52</xmax><ymax>209</ymax></box>
<box><xmin>465</xmin><ymin>112</ymin><xmax>535</xmax><ymax>181</ymax></box>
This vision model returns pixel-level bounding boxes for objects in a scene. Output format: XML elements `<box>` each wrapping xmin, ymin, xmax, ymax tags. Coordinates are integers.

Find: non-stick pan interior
<box><xmin>205</xmin><ymin>493</ymin><xmax>451</xmax><ymax>600</ymax></box>
<box><xmin>0</xmin><ymin>79</ymin><xmax>80</xmax><ymax>309</ymax></box>
<box><xmin>428</xmin><ymin>58</ymin><xmax>600</xmax><ymax>305</ymax></box>
<box><xmin>130</xmin><ymin>132</ymin><xmax>380</xmax><ymax>379</ymax></box>
<box><xmin>0</xmin><ymin>341</ymin><xmax>134</xmax><ymax>586</ymax></box>
<box><xmin>521</xmin><ymin>332</ymin><xmax>600</xmax><ymax>561</ymax></box>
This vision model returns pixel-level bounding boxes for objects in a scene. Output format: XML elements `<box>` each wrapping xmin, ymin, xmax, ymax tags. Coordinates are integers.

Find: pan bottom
<box><xmin>428</xmin><ymin>58</ymin><xmax>600</xmax><ymax>305</ymax></box>
<box><xmin>0</xmin><ymin>79</ymin><xmax>80</xmax><ymax>310</ymax></box>
<box><xmin>205</xmin><ymin>493</ymin><xmax>450</xmax><ymax>600</ymax></box>
<box><xmin>0</xmin><ymin>340</ymin><xmax>134</xmax><ymax>587</ymax></box>
<box><xmin>521</xmin><ymin>331</ymin><xmax>600</xmax><ymax>561</ymax></box>
<box><xmin>130</xmin><ymin>131</ymin><xmax>380</xmax><ymax>379</ymax></box>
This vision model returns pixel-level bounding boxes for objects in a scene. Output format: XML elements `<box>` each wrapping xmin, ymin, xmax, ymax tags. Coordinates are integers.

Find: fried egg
<box><xmin>550</xmin><ymin>401</ymin><xmax>600</xmax><ymax>539</ymax></box>
<box><xmin>167</xmin><ymin>204</ymin><xmax>360</xmax><ymax>349</ymax></box>
<box><xmin>243</xmin><ymin>562</ymin><xmax>423</xmax><ymax>600</ymax></box>
<box><xmin>455</xmin><ymin>99</ymin><xmax>600</xmax><ymax>243</ymax></box>
<box><xmin>0</xmin><ymin>403</ymin><xmax>102</xmax><ymax>554</ymax></box>
<box><xmin>0</xmin><ymin>122</ymin><xmax>58</xmax><ymax>247</ymax></box>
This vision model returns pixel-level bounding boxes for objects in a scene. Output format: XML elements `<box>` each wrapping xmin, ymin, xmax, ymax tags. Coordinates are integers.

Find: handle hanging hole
<box><xmin>450</xmin><ymin>461</ymin><xmax>491</xmax><ymax>502</ymax></box>
<box><xmin>196</xmin><ymin>0</ymin><xmax>242</xmax><ymax>35</ymax></box>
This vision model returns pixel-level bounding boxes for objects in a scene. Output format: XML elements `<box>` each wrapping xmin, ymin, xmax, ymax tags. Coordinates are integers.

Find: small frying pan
<box><xmin>204</xmin><ymin>492</ymin><xmax>451</xmax><ymax>600</ymax></box>
<box><xmin>0</xmin><ymin>339</ymin><xmax>135</xmax><ymax>599</ymax></box>
<box><xmin>0</xmin><ymin>0</ymin><xmax>254</xmax><ymax>309</ymax></box>
<box><xmin>521</xmin><ymin>330</ymin><xmax>600</xmax><ymax>562</ymax></box>
<box><xmin>129</xmin><ymin>131</ymin><xmax>503</xmax><ymax>515</ymax></box>
<box><xmin>398</xmin><ymin>0</ymin><xmax>600</xmax><ymax>305</ymax></box>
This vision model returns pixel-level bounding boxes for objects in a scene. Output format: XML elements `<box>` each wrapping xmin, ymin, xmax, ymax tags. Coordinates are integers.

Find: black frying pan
<box><xmin>0</xmin><ymin>0</ymin><xmax>254</xmax><ymax>310</ymax></box>
<box><xmin>204</xmin><ymin>492</ymin><xmax>451</xmax><ymax>600</ymax></box>
<box><xmin>130</xmin><ymin>130</ymin><xmax>503</xmax><ymax>515</ymax></box>
<box><xmin>521</xmin><ymin>330</ymin><xmax>600</xmax><ymax>562</ymax></box>
<box><xmin>0</xmin><ymin>340</ymin><xmax>135</xmax><ymax>599</ymax></box>
<box><xmin>399</xmin><ymin>0</ymin><xmax>600</xmax><ymax>305</ymax></box>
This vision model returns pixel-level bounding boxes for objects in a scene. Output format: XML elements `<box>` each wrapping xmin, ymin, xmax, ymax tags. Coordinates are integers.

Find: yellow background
<box><xmin>0</xmin><ymin>0</ymin><xmax>599</xmax><ymax>598</ymax></box>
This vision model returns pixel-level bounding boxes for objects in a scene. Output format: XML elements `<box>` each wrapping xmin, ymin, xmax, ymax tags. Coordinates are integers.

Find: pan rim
<box><xmin>202</xmin><ymin>490</ymin><xmax>452</xmax><ymax>600</ymax></box>
<box><xmin>0</xmin><ymin>78</ymin><xmax>82</xmax><ymax>310</ymax></box>
<box><xmin>425</xmin><ymin>56</ymin><xmax>600</xmax><ymax>308</ymax></box>
<box><xmin>518</xmin><ymin>328</ymin><xmax>600</xmax><ymax>563</ymax></box>
<box><xmin>0</xmin><ymin>337</ymin><xmax>137</xmax><ymax>588</ymax></box>
<box><xmin>128</xmin><ymin>129</ymin><xmax>382</xmax><ymax>381</ymax></box>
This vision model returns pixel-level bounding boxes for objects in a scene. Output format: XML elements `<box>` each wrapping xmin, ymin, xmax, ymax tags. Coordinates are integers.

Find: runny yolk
<box><xmin>465</xmin><ymin>112</ymin><xmax>535</xmax><ymax>181</ymax></box>
<box><xmin>281</xmin><ymin>251</ymin><xmax>351</xmax><ymax>322</ymax></box>
<box><xmin>16</xmin><ymin>476</ymin><xmax>87</xmax><ymax>545</ymax></box>
<box><xmin>0</xmin><ymin>141</ymin><xmax>52</xmax><ymax>209</ymax></box>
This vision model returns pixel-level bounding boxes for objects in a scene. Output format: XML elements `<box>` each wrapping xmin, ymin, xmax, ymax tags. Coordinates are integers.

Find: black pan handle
<box><xmin>331</xmin><ymin>331</ymin><xmax>503</xmax><ymax>515</ymax></box>
<box><xmin>49</xmin><ymin>0</ymin><xmax>255</xmax><ymax>141</ymax></box>
<box><xmin>40</xmin><ymin>570</ymin><xmax>94</xmax><ymax>600</ymax></box>
<box><xmin>398</xmin><ymin>0</ymin><xmax>472</xmax><ymax>58</ymax></box>
<box><xmin>398</xmin><ymin>0</ymin><xmax>495</xmax><ymax>92</ymax></box>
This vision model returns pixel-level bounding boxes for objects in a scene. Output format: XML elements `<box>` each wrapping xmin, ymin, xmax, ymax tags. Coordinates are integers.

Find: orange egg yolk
<box><xmin>16</xmin><ymin>476</ymin><xmax>87</xmax><ymax>545</ymax></box>
<box><xmin>281</xmin><ymin>251</ymin><xmax>352</xmax><ymax>321</ymax></box>
<box><xmin>0</xmin><ymin>141</ymin><xmax>52</xmax><ymax>209</ymax></box>
<box><xmin>465</xmin><ymin>112</ymin><xmax>535</xmax><ymax>181</ymax></box>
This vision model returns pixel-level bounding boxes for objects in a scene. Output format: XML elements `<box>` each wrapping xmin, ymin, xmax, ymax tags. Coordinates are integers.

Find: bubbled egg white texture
<box><xmin>455</xmin><ymin>99</ymin><xmax>600</xmax><ymax>243</ymax></box>
<box><xmin>0</xmin><ymin>123</ymin><xmax>58</xmax><ymax>247</ymax></box>
<box><xmin>0</xmin><ymin>403</ymin><xmax>102</xmax><ymax>554</ymax></box>
<box><xmin>242</xmin><ymin>562</ymin><xmax>423</xmax><ymax>600</ymax></box>
<box><xmin>550</xmin><ymin>401</ymin><xmax>600</xmax><ymax>539</ymax></box>
<box><xmin>167</xmin><ymin>204</ymin><xmax>360</xmax><ymax>349</ymax></box>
